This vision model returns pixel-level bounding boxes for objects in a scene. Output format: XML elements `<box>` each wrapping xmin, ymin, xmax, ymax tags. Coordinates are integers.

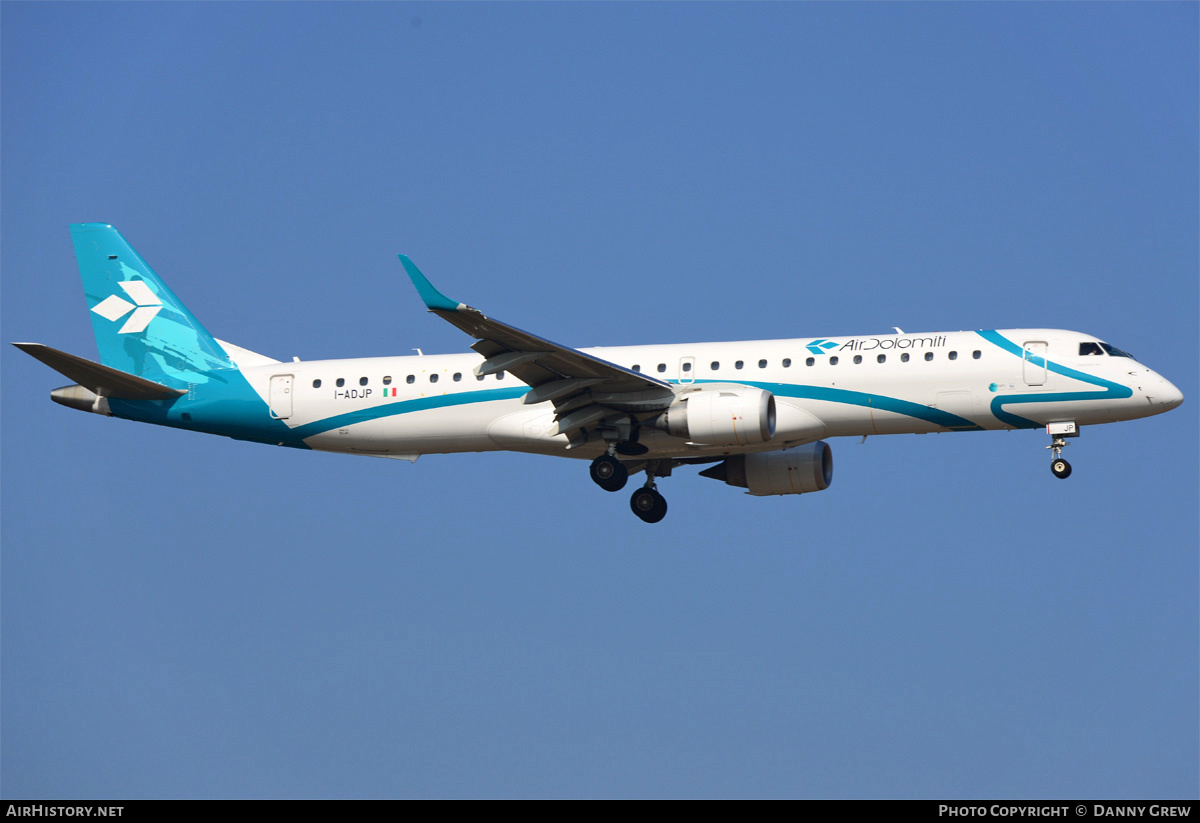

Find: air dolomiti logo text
<box><xmin>805</xmin><ymin>335</ymin><xmax>949</xmax><ymax>355</ymax></box>
<box><xmin>91</xmin><ymin>279</ymin><xmax>163</xmax><ymax>334</ymax></box>
<box><xmin>837</xmin><ymin>335</ymin><xmax>947</xmax><ymax>351</ymax></box>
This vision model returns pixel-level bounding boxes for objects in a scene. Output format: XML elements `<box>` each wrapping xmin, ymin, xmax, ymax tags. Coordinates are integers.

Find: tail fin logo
<box><xmin>91</xmin><ymin>273</ymin><xmax>163</xmax><ymax>334</ymax></box>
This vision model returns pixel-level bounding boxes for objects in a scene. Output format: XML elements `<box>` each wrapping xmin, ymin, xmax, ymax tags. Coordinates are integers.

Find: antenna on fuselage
<box><xmin>413</xmin><ymin>348</ymin><xmax>423</xmax><ymax>356</ymax></box>
<box><xmin>893</xmin><ymin>327</ymin><xmax>904</xmax><ymax>335</ymax></box>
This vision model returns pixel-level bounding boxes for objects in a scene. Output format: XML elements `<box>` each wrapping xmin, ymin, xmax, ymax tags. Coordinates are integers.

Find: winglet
<box><xmin>399</xmin><ymin>255</ymin><xmax>463</xmax><ymax>312</ymax></box>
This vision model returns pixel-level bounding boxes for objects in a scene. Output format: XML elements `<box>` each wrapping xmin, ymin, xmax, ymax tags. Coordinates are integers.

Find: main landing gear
<box><xmin>588</xmin><ymin>452</ymin><xmax>671</xmax><ymax>522</ymax></box>
<box><xmin>589</xmin><ymin>453</ymin><xmax>628</xmax><ymax>492</ymax></box>
<box><xmin>629</xmin><ymin>484</ymin><xmax>668</xmax><ymax>524</ymax></box>
<box><xmin>1045</xmin><ymin>422</ymin><xmax>1078</xmax><ymax>479</ymax></box>
<box><xmin>588</xmin><ymin>422</ymin><xmax>639</xmax><ymax>493</ymax></box>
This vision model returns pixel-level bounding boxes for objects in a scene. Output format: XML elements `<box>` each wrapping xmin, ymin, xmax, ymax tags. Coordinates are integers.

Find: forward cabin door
<box><xmin>1022</xmin><ymin>341</ymin><xmax>1047</xmax><ymax>386</ymax></box>
<box><xmin>269</xmin><ymin>374</ymin><xmax>294</xmax><ymax>419</ymax></box>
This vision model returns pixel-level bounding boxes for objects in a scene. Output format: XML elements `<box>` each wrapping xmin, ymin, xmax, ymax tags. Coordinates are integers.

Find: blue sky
<box><xmin>2</xmin><ymin>2</ymin><xmax>1196</xmax><ymax>799</ymax></box>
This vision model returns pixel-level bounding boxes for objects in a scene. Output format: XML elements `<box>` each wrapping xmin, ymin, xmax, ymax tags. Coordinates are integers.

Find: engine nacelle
<box><xmin>655</xmin><ymin>386</ymin><xmax>775</xmax><ymax>446</ymax></box>
<box><xmin>700</xmin><ymin>441</ymin><xmax>833</xmax><ymax>496</ymax></box>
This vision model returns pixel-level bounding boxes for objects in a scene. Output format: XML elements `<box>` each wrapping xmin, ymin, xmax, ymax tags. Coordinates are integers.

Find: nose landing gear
<box><xmin>1045</xmin><ymin>422</ymin><xmax>1078</xmax><ymax>479</ymax></box>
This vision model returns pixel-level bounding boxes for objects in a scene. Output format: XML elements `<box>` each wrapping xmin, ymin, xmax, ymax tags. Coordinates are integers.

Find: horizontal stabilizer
<box><xmin>13</xmin><ymin>343</ymin><xmax>186</xmax><ymax>399</ymax></box>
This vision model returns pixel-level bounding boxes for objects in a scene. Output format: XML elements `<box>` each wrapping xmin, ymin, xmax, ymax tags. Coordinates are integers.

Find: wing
<box><xmin>400</xmin><ymin>256</ymin><xmax>675</xmax><ymax>445</ymax></box>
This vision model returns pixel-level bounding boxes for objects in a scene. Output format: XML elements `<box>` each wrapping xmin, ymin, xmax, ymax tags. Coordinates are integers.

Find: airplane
<box><xmin>15</xmin><ymin>224</ymin><xmax>1185</xmax><ymax>522</ymax></box>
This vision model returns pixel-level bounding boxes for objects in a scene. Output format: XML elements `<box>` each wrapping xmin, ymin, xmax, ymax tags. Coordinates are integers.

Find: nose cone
<box><xmin>1160</xmin><ymin>378</ymin><xmax>1184</xmax><ymax>411</ymax></box>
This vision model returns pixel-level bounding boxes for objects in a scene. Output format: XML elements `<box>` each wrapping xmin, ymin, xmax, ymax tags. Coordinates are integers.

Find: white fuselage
<box><xmin>231</xmin><ymin>329</ymin><xmax>1181</xmax><ymax>461</ymax></box>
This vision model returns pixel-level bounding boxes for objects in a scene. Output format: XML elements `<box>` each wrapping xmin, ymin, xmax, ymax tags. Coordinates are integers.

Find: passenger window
<box><xmin>901</xmin><ymin>353</ymin><xmax>909</xmax><ymax>363</ymax></box>
<box><xmin>924</xmin><ymin>352</ymin><xmax>933</xmax><ymax>362</ymax></box>
<box><xmin>359</xmin><ymin>377</ymin><xmax>368</xmax><ymax>386</ymax></box>
<box><xmin>406</xmin><ymin>375</ymin><xmax>415</xmax><ymax>384</ymax></box>
<box><xmin>853</xmin><ymin>355</ymin><xmax>862</xmax><ymax>364</ymax></box>
<box><xmin>806</xmin><ymin>357</ymin><xmax>815</xmax><ymax>367</ymax></box>
<box><xmin>877</xmin><ymin>354</ymin><xmax>886</xmax><ymax>363</ymax></box>
<box><xmin>336</xmin><ymin>378</ymin><xmax>345</xmax><ymax>387</ymax></box>
<box><xmin>476</xmin><ymin>375</ymin><xmax>485</xmax><ymax>381</ymax></box>
<box><xmin>383</xmin><ymin>376</ymin><xmax>392</xmax><ymax>385</ymax></box>
<box><xmin>632</xmin><ymin>365</ymin><xmax>641</xmax><ymax>372</ymax></box>
<box><xmin>313</xmin><ymin>379</ymin><xmax>322</xmax><ymax>388</ymax></box>
<box><xmin>657</xmin><ymin>364</ymin><xmax>666</xmax><ymax>373</ymax></box>
<box><xmin>782</xmin><ymin>358</ymin><xmax>791</xmax><ymax>368</ymax></box>
<box><xmin>830</xmin><ymin>356</ymin><xmax>839</xmax><ymax>365</ymax></box>
<box><xmin>430</xmin><ymin>374</ymin><xmax>439</xmax><ymax>383</ymax></box>
<box><xmin>948</xmin><ymin>351</ymin><xmax>958</xmax><ymax>360</ymax></box>
<box><xmin>735</xmin><ymin>360</ymin><xmax>744</xmax><ymax>370</ymax></box>
<box><xmin>711</xmin><ymin>361</ymin><xmax>720</xmax><ymax>370</ymax></box>
<box><xmin>497</xmin><ymin>372</ymin><xmax>505</xmax><ymax>380</ymax></box>
<box><xmin>453</xmin><ymin>373</ymin><xmax>462</xmax><ymax>382</ymax></box>
<box><xmin>682</xmin><ymin>362</ymin><xmax>692</xmax><ymax>372</ymax></box>
<box><xmin>972</xmin><ymin>351</ymin><xmax>981</xmax><ymax>360</ymax></box>
<box><xmin>758</xmin><ymin>359</ymin><xmax>767</xmax><ymax>369</ymax></box>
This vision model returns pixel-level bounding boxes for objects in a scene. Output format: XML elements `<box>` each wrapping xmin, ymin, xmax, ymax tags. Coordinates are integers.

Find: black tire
<box><xmin>630</xmin><ymin>487</ymin><xmax>668</xmax><ymax>523</ymax></box>
<box><xmin>590</xmin><ymin>454</ymin><xmax>628</xmax><ymax>492</ymax></box>
<box><xmin>1051</xmin><ymin>458</ymin><xmax>1072</xmax><ymax>479</ymax></box>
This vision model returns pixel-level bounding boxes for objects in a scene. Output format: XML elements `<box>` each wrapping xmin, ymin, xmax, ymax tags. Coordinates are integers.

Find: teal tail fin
<box><xmin>71</xmin><ymin>223</ymin><xmax>233</xmax><ymax>388</ymax></box>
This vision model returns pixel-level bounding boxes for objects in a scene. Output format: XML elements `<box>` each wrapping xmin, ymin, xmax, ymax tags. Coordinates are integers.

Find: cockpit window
<box><xmin>1079</xmin><ymin>342</ymin><xmax>1104</xmax><ymax>356</ymax></box>
<box><xmin>1099</xmin><ymin>342</ymin><xmax>1135</xmax><ymax>359</ymax></box>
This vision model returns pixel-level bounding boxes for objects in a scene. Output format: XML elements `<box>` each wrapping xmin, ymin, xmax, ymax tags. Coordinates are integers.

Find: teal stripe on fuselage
<box><xmin>697</xmin><ymin>380</ymin><xmax>982</xmax><ymax>431</ymax></box>
<box><xmin>975</xmin><ymin>330</ymin><xmax>1133</xmax><ymax>428</ymax></box>
<box><xmin>285</xmin><ymin>379</ymin><xmax>981</xmax><ymax>440</ymax></box>
<box><xmin>111</xmin><ymin>365</ymin><xmax>991</xmax><ymax>443</ymax></box>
